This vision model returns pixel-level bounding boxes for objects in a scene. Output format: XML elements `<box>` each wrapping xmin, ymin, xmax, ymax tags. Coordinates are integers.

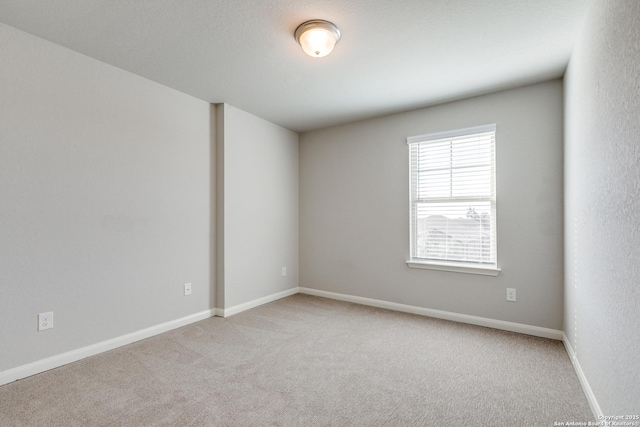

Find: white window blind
<box><xmin>408</xmin><ymin>124</ymin><xmax>497</xmax><ymax>269</ymax></box>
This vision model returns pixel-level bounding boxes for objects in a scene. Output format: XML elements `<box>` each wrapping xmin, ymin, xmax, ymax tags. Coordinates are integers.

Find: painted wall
<box><xmin>564</xmin><ymin>0</ymin><xmax>640</xmax><ymax>414</ymax></box>
<box><xmin>0</xmin><ymin>24</ymin><xmax>213</xmax><ymax>372</ymax></box>
<box><xmin>300</xmin><ymin>80</ymin><xmax>564</xmax><ymax>329</ymax></box>
<box><xmin>217</xmin><ymin>104</ymin><xmax>299</xmax><ymax>309</ymax></box>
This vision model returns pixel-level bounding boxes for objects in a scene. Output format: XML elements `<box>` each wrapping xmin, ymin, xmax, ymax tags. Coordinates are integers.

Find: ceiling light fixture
<box><xmin>294</xmin><ymin>20</ymin><xmax>341</xmax><ymax>58</ymax></box>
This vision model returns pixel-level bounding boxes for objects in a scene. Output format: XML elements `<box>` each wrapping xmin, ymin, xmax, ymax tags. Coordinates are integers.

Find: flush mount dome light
<box><xmin>294</xmin><ymin>19</ymin><xmax>341</xmax><ymax>58</ymax></box>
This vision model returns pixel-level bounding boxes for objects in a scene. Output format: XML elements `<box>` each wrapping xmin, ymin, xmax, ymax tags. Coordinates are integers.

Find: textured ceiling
<box><xmin>0</xmin><ymin>0</ymin><xmax>590</xmax><ymax>132</ymax></box>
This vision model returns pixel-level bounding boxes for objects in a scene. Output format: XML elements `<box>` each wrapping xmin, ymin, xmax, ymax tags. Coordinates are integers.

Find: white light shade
<box><xmin>294</xmin><ymin>20</ymin><xmax>341</xmax><ymax>58</ymax></box>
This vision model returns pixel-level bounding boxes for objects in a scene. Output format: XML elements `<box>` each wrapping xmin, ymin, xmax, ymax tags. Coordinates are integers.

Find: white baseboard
<box><xmin>0</xmin><ymin>287</ymin><xmax>298</xmax><ymax>387</ymax></box>
<box><xmin>299</xmin><ymin>287</ymin><xmax>563</xmax><ymax>340</ymax></box>
<box><xmin>562</xmin><ymin>333</ymin><xmax>603</xmax><ymax>420</ymax></box>
<box><xmin>219</xmin><ymin>287</ymin><xmax>300</xmax><ymax>318</ymax></box>
<box><xmin>0</xmin><ymin>308</ymin><xmax>216</xmax><ymax>387</ymax></box>
<box><xmin>2</xmin><ymin>284</ymin><xmax>594</xmax><ymax>419</ymax></box>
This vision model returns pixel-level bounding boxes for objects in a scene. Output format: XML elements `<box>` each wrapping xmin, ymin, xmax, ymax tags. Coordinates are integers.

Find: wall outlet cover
<box><xmin>38</xmin><ymin>312</ymin><xmax>53</xmax><ymax>331</ymax></box>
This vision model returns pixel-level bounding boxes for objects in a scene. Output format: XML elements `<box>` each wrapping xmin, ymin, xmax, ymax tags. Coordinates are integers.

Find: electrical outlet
<box><xmin>506</xmin><ymin>288</ymin><xmax>516</xmax><ymax>302</ymax></box>
<box><xmin>282</xmin><ymin>266</ymin><xmax>287</xmax><ymax>276</ymax></box>
<box><xmin>38</xmin><ymin>312</ymin><xmax>53</xmax><ymax>331</ymax></box>
<box><xmin>184</xmin><ymin>283</ymin><xmax>192</xmax><ymax>296</ymax></box>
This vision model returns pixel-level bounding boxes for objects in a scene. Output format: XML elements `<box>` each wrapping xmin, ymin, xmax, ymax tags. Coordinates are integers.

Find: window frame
<box><xmin>406</xmin><ymin>124</ymin><xmax>500</xmax><ymax>276</ymax></box>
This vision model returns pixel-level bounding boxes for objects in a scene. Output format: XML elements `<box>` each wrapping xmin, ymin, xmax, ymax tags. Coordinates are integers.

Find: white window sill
<box><xmin>406</xmin><ymin>260</ymin><xmax>501</xmax><ymax>276</ymax></box>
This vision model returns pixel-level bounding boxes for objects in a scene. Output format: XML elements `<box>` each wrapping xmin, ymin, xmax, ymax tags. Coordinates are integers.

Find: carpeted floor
<box><xmin>0</xmin><ymin>294</ymin><xmax>593</xmax><ymax>426</ymax></box>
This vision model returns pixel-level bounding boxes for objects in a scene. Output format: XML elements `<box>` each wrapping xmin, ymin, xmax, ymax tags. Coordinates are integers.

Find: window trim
<box><xmin>406</xmin><ymin>124</ymin><xmax>500</xmax><ymax>276</ymax></box>
<box><xmin>406</xmin><ymin>260</ymin><xmax>501</xmax><ymax>276</ymax></box>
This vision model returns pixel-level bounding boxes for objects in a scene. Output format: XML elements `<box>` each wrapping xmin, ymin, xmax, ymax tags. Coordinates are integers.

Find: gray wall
<box><xmin>217</xmin><ymin>104</ymin><xmax>299</xmax><ymax>309</ymax></box>
<box><xmin>300</xmin><ymin>80</ymin><xmax>564</xmax><ymax>329</ymax></box>
<box><xmin>564</xmin><ymin>0</ymin><xmax>640</xmax><ymax>414</ymax></box>
<box><xmin>0</xmin><ymin>24</ymin><xmax>213</xmax><ymax>371</ymax></box>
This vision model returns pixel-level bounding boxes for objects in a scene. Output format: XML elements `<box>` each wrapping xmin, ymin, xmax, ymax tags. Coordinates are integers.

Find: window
<box><xmin>406</xmin><ymin>124</ymin><xmax>499</xmax><ymax>276</ymax></box>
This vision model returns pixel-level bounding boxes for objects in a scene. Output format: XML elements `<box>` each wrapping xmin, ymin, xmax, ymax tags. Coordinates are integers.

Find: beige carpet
<box><xmin>0</xmin><ymin>294</ymin><xmax>593</xmax><ymax>426</ymax></box>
